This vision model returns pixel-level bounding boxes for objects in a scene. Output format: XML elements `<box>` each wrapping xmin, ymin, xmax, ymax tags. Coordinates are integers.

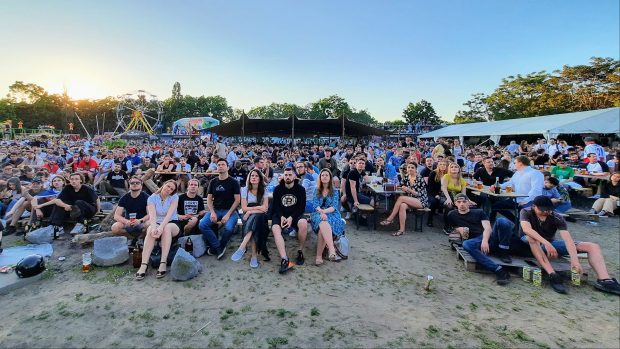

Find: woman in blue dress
<box><xmin>311</xmin><ymin>169</ymin><xmax>345</xmax><ymax>266</ymax></box>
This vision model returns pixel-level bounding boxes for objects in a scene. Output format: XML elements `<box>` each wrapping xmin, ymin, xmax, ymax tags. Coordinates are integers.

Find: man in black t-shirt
<box><xmin>473</xmin><ymin>157</ymin><xmax>513</xmax><ymax>186</ymax></box>
<box><xmin>449</xmin><ymin>194</ymin><xmax>519</xmax><ymax>285</ymax></box>
<box><xmin>520</xmin><ymin>196</ymin><xmax>620</xmax><ymax>295</ymax></box>
<box><xmin>177</xmin><ymin>179</ymin><xmax>206</xmax><ymax>235</ymax></box>
<box><xmin>347</xmin><ymin>158</ymin><xmax>373</xmax><ymax>210</ymax></box>
<box><xmin>111</xmin><ymin>176</ymin><xmax>150</xmax><ymax>238</ymax></box>
<box><xmin>229</xmin><ymin>160</ymin><xmax>248</xmax><ymax>187</ymax></box>
<box><xmin>49</xmin><ymin>173</ymin><xmax>98</xmax><ymax>236</ymax></box>
<box><xmin>100</xmin><ymin>162</ymin><xmax>129</xmax><ymax>197</ymax></box>
<box><xmin>199</xmin><ymin>158</ymin><xmax>240</xmax><ymax>259</ymax></box>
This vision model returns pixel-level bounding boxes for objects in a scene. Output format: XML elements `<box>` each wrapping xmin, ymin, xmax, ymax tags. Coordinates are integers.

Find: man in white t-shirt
<box><xmin>583</xmin><ymin>137</ymin><xmax>605</xmax><ymax>162</ymax></box>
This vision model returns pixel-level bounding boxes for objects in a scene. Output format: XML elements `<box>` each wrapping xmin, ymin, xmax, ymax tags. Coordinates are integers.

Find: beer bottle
<box><xmin>494</xmin><ymin>177</ymin><xmax>501</xmax><ymax>194</ymax></box>
<box><xmin>132</xmin><ymin>243</ymin><xmax>142</xmax><ymax>268</ymax></box>
<box><xmin>185</xmin><ymin>236</ymin><xmax>193</xmax><ymax>254</ymax></box>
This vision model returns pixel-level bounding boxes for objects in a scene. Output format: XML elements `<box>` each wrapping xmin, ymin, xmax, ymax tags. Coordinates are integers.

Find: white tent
<box><xmin>419</xmin><ymin>107</ymin><xmax>620</xmax><ymax>143</ymax></box>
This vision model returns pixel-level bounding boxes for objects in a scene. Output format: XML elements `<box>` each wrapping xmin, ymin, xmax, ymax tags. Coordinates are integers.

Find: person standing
<box><xmin>492</xmin><ymin>155</ymin><xmax>544</xmax><ymax>222</ymax></box>
<box><xmin>198</xmin><ymin>158</ymin><xmax>240</xmax><ymax>259</ymax></box>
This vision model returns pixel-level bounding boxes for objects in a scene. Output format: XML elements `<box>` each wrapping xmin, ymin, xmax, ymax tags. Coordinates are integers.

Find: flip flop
<box><xmin>380</xmin><ymin>220</ymin><xmax>393</xmax><ymax>226</ymax></box>
<box><xmin>392</xmin><ymin>231</ymin><xmax>405</xmax><ymax>237</ymax></box>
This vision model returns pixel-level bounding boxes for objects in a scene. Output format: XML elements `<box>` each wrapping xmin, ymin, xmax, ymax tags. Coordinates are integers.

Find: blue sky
<box><xmin>1</xmin><ymin>0</ymin><xmax>618</xmax><ymax>122</ymax></box>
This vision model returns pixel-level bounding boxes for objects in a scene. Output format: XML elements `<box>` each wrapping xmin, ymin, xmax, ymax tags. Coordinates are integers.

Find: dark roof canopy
<box><xmin>206</xmin><ymin>114</ymin><xmax>389</xmax><ymax>137</ymax></box>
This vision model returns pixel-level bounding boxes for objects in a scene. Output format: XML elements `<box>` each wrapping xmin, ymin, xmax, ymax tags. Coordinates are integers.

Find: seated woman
<box><xmin>441</xmin><ymin>162</ymin><xmax>475</xmax><ymax>233</ymax></box>
<box><xmin>136</xmin><ymin>180</ymin><xmax>180</xmax><ymax>280</ymax></box>
<box><xmin>426</xmin><ymin>160</ymin><xmax>448</xmax><ymax>227</ymax></box>
<box><xmin>311</xmin><ymin>169</ymin><xmax>345</xmax><ymax>265</ymax></box>
<box><xmin>590</xmin><ymin>172</ymin><xmax>620</xmax><ymax>217</ymax></box>
<box><xmin>231</xmin><ymin>169</ymin><xmax>269</xmax><ymax>268</ymax></box>
<box><xmin>380</xmin><ymin>163</ymin><xmax>429</xmax><ymax>236</ymax></box>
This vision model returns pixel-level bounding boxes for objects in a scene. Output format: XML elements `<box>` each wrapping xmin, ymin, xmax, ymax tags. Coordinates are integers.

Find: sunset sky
<box><xmin>1</xmin><ymin>0</ymin><xmax>618</xmax><ymax>121</ymax></box>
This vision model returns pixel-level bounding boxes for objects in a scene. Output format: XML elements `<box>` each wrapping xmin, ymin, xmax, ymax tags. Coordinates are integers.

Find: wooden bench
<box><xmin>355</xmin><ymin>204</ymin><xmax>375</xmax><ymax>230</ymax></box>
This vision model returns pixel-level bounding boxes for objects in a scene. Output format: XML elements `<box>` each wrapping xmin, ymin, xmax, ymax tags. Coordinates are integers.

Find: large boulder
<box><xmin>170</xmin><ymin>248</ymin><xmax>202</xmax><ymax>281</ymax></box>
<box><xmin>25</xmin><ymin>226</ymin><xmax>55</xmax><ymax>244</ymax></box>
<box><xmin>177</xmin><ymin>235</ymin><xmax>206</xmax><ymax>258</ymax></box>
<box><xmin>92</xmin><ymin>236</ymin><xmax>129</xmax><ymax>266</ymax></box>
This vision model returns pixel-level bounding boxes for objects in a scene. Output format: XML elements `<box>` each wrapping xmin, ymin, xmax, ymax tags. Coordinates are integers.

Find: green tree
<box><xmin>454</xmin><ymin>93</ymin><xmax>493</xmax><ymax>123</ymax></box>
<box><xmin>0</xmin><ymin>99</ymin><xmax>17</xmax><ymax>122</ymax></box>
<box><xmin>307</xmin><ymin>95</ymin><xmax>351</xmax><ymax>120</ymax></box>
<box><xmin>402</xmin><ymin>100</ymin><xmax>441</xmax><ymax>124</ymax></box>
<box><xmin>248</xmin><ymin>103</ymin><xmax>307</xmax><ymax>119</ymax></box>
<box><xmin>557</xmin><ymin>57</ymin><xmax>620</xmax><ymax>110</ymax></box>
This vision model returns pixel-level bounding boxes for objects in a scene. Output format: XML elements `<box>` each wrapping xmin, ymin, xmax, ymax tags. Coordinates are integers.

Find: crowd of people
<box><xmin>0</xmin><ymin>133</ymin><xmax>619</xmax><ymax>295</ymax></box>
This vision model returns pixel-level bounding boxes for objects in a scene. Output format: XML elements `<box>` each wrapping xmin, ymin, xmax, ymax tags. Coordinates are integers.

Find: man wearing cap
<box><xmin>520</xmin><ymin>196</ymin><xmax>620</xmax><ymax>295</ymax></box>
<box><xmin>448</xmin><ymin>193</ymin><xmax>517</xmax><ymax>285</ymax></box>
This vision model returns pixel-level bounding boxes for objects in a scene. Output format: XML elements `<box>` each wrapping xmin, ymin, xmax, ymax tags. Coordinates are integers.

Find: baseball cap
<box><xmin>533</xmin><ymin>196</ymin><xmax>554</xmax><ymax>212</ymax></box>
<box><xmin>31</xmin><ymin>177</ymin><xmax>42</xmax><ymax>183</ymax></box>
<box><xmin>454</xmin><ymin>193</ymin><xmax>469</xmax><ymax>201</ymax></box>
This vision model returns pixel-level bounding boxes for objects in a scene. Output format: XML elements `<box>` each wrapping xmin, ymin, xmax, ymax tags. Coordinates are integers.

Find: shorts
<box><xmin>125</xmin><ymin>223</ymin><xmax>145</xmax><ymax>237</ymax></box>
<box><xmin>272</xmin><ymin>216</ymin><xmax>307</xmax><ymax>230</ymax></box>
<box><xmin>520</xmin><ymin>235</ymin><xmax>582</xmax><ymax>256</ymax></box>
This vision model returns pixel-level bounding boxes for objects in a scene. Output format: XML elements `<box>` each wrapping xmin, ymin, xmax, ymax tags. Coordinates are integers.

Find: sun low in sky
<box><xmin>1</xmin><ymin>0</ymin><xmax>618</xmax><ymax>121</ymax></box>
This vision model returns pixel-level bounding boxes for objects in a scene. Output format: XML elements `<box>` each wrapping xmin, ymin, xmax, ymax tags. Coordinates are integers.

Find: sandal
<box><xmin>380</xmin><ymin>219</ymin><xmax>393</xmax><ymax>226</ymax></box>
<box><xmin>156</xmin><ymin>262</ymin><xmax>167</xmax><ymax>279</ymax></box>
<box><xmin>392</xmin><ymin>231</ymin><xmax>405</xmax><ymax>237</ymax></box>
<box><xmin>328</xmin><ymin>253</ymin><xmax>341</xmax><ymax>262</ymax></box>
<box><xmin>135</xmin><ymin>263</ymin><xmax>148</xmax><ymax>280</ymax></box>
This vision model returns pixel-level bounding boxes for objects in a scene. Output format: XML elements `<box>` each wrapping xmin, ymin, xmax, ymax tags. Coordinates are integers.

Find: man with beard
<box><xmin>271</xmin><ymin>167</ymin><xmax>307</xmax><ymax>273</ymax></box>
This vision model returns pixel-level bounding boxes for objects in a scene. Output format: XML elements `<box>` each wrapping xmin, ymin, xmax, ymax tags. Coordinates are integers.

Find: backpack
<box><xmin>334</xmin><ymin>233</ymin><xmax>349</xmax><ymax>260</ymax></box>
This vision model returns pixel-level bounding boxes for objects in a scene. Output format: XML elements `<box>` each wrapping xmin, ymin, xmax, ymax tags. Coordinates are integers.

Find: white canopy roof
<box><xmin>419</xmin><ymin>107</ymin><xmax>620</xmax><ymax>142</ymax></box>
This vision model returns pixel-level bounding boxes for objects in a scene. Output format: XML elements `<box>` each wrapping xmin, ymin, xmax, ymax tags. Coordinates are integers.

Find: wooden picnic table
<box><xmin>573</xmin><ymin>172</ymin><xmax>610</xmax><ymax>181</ymax></box>
<box><xmin>466</xmin><ymin>186</ymin><xmax>529</xmax><ymax>198</ymax></box>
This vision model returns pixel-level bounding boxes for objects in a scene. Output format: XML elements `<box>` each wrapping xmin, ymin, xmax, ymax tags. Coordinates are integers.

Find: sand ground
<box><xmin>0</xmin><ymin>215</ymin><xmax>619</xmax><ymax>348</ymax></box>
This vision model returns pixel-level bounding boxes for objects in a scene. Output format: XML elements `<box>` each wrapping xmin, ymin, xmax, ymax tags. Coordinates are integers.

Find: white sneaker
<box><xmin>288</xmin><ymin>229</ymin><xmax>297</xmax><ymax>238</ymax></box>
<box><xmin>344</xmin><ymin>212</ymin><xmax>352</xmax><ymax>220</ymax></box>
<box><xmin>598</xmin><ymin>210</ymin><xmax>608</xmax><ymax>217</ymax></box>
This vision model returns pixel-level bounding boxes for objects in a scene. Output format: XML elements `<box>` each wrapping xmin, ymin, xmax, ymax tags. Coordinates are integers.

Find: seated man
<box><xmin>111</xmin><ymin>176</ymin><xmax>150</xmax><ymax>241</ymax></box>
<box><xmin>99</xmin><ymin>162</ymin><xmax>129</xmax><ymax>197</ymax></box>
<box><xmin>49</xmin><ymin>173</ymin><xmax>98</xmax><ymax>236</ymax></box>
<box><xmin>2</xmin><ymin>177</ymin><xmax>45</xmax><ymax>235</ymax></box>
<box><xmin>550</xmin><ymin>159</ymin><xmax>582</xmax><ymax>190</ymax></box>
<box><xmin>449</xmin><ymin>194</ymin><xmax>517</xmax><ymax>285</ymax></box>
<box><xmin>73</xmin><ymin>153</ymin><xmax>98</xmax><ymax>184</ymax></box>
<box><xmin>177</xmin><ymin>178</ymin><xmax>206</xmax><ymax>236</ymax></box>
<box><xmin>541</xmin><ymin>176</ymin><xmax>572</xmax><ymax>214</ymax></box>
<box><xmin>271</xmin><ymin>167</ymin><xmax>308</xmax><ymax>273</ymax></box>
<box><xmin>198</xmin><ymin>158</ymin><xmax>240</xmax><ymax>260</ymax></box>
<box><xmin>520</xmin><ymin>196</ymin><xmax>620</xmax><ymax>295</ymax></box>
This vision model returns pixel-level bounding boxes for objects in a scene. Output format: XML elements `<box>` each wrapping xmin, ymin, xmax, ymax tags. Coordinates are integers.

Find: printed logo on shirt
<box><xmin>215</xmin><ymin>185</ymin><xmax>226</xmax><ymax>192</ymax></box>
<box><xmin>281</xmin><ymin>194</ymin><xmax>297</xmax><ymax>207</ymax></box>
<box><xmin>184</xmin><ymin>200</ymin><xmax>198</xmax><ymax>214</ymax></box>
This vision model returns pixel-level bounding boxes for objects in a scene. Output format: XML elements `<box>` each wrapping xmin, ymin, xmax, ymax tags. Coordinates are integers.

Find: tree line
<box><xmin>0</xmin><ymin>56</ymin><xmax>616</xmax><ymax>135</ymax></box>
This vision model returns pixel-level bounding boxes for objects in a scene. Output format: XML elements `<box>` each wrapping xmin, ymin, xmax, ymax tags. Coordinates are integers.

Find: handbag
<box><xmin>334</xmin><ymin>233</ymin><xmax>349</xmax><ymax>260</ymax></box>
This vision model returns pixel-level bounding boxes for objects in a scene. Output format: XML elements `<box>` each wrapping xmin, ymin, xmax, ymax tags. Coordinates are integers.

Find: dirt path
<box><xmin>1</xmin><ymin>217</ymin><xmax>618</xmax><ymax>348</ymax></box>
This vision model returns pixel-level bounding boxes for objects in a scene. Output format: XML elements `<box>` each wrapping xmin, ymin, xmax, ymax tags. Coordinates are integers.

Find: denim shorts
<box><xmin>521</xmin><ymin>235</ymin><xmax>582</xmax><ymax>256</ymax></box>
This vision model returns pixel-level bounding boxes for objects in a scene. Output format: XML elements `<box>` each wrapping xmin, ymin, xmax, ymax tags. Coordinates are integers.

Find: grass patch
<box><xmin>425</xmin><ymin>325</ymin><xmax>440</xmax><ymax>338</ymax></box>
<box><xmin>511</xmin><ymin>329</ymin><xmax>534</xmax><ymax>342</ymax></box>
<box><xmin>129</xmin><ymin>310</ymin><xmax>156</xmax><ymax>322</ymax></box>
<box><xmin>268</xmin><ymin>308</ymin><xmax>298</xmax><ymax>318</ymax></box>
<box><xmin>220</xmin><ymin>308</ymin><xmax>239</xmax><ymax>321</ymax></box>
<box><xmin>323</xmin><ymin>326</ymin><xmax>346</xmax><ymax>341</ymax></box>
<box><xmin>266</xmin><ymin>337</ymin><xmax>288</xmax><ymax>349</ymax></box>
<box><xmin>240</xmin><ymin>305</ymin><xmax>252</xmax><ymax>313</ymax></box>
<box><xmin>310</xmin><ymin>307</ymin><xmax>320</xmax><ymax>316</ymax></box>
<box><xmin>33</xmin><ymin>311</ymin><xmax>51</xmax><ymax>321</ymax></box>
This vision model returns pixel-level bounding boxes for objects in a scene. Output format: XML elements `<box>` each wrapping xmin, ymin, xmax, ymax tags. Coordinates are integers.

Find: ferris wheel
<box><xmin>114</xmin><ymin>90</ymin><xmax>163</xmax><ymax>135</ymax></box>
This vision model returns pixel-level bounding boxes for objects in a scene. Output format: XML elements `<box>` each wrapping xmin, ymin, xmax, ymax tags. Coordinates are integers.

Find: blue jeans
<box><xmin>199</xmin><ymin>209</ymin><xmax>240</xmax><ymax>252</ymax></box>
<box><xmin>554</xmin><ymin>202</ymin><xmax>572</xmax><ymax>213</ymax></box>
<box><xmin>462</xmin><ymin>218</ymin><xmax>519</xmax><ymax>272</ymax></box>
<box><xmin>520</xmin><ymin>235</ymin><xmax>581</xmax><ymax>256</ymax></box>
